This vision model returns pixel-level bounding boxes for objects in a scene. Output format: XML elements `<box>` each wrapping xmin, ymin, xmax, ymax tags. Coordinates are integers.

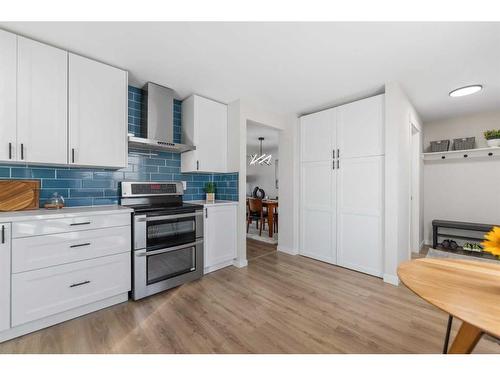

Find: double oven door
<box><xmin>133</xmin><ymin>209</ymin><xmax>204</xmax><ymax>300</ymax></box>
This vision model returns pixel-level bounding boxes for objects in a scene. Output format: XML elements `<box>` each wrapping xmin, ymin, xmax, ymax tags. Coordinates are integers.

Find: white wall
<box><xmin>423</xmin><ymin>110</ymin><xmax>500</xmax><ymax>244</ymax></box>
<box><xmin>384</xmin><ymin>82</ymin><xmax>422</xmax><ymax>285</ymax></box>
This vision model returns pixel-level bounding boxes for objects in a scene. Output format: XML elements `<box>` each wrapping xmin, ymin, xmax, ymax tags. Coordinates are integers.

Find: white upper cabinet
<box><xmin>0</xmin><ymin>30</ymin><xmax>17</xmax><ymax>162</ymax></box>
<box><xmin>0</xmin><ymin>223</ymin><xmax>10</xmax><ymax>332</ymax></box>
<box><xmin>181</xmin><ymin>95</ymin><xmax>228</xmax><ymax>173</ymax></box>
<box><xmin>17</xmin><ymin>37</ymin><xmax>68</xmax><ymax>164</ymax></box>
<box><xmin>69</xmin><ymin>54</ymin><xmax>128</xmax><ymax>169</ymax></box>
<box><xmin>337</xmin><ymin>94</ymin><xmax>384</xmax><ymax>158</ymax></box>
<box><xmin>300</xmin><ymin>108</ymin><xmax>336</xmax><ymax>162</ymax></box>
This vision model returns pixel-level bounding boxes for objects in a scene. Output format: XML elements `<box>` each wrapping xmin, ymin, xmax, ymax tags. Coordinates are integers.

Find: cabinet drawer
<box><xmin>12</xmin><ymin>253</ymin><xmax>131</xmax><ymax>326</ymax></box>
<box><xmin>12</xmin><ymin>226</ymin><xmax>131</xmax><ymax>273</ymax></box>
<box><xmin>12</xmin><ymin>213</ymin><xmax>131</xmax><ymax>238</ymax></box>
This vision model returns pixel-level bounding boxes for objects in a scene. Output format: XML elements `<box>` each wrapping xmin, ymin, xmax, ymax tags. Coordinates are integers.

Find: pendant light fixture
<box><xmin>249</xmin><ymin>137</ymin><xmax>272</xmax><ymax>166</ymax></box>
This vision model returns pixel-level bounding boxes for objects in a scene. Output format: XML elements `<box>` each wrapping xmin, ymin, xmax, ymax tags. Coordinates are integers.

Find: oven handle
<box><xmin>135</xmin><ymin>239</ymin><xmax>204</xmax><ymax>257</ymax></box>
<box><xmin>145</xmin><ymin>211</ymin><xmax>203</xmax><ymax>222</ymax></box>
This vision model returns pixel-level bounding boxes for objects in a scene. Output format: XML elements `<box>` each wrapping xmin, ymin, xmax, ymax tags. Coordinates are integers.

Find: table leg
<box><xmin>448</xmin><ymin>321</ymin><xmax>483</xmax><ymax>354</ymax></box>
<box><xmin>268</xmin><ymin>205</ymin><xmax>274</xmax><ymax>238</ymax></box>
<box><xmin>443</xmin><ymin>315</ymin><xmax>453</xmax><ymax>354</ymax></box>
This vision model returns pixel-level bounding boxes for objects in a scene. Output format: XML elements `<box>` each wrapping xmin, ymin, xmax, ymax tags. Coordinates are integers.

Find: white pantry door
<box><xmin>336</xmin><ymin>156</ymin><xmax>384</xmax><ymax>277</ymax></box>
<box><xmin>299</xmin><ymin>108</ymin><xmax>337</xmax><ymax>264</ymax></box>
<box><xmin>337</xmin><ymin>94</ymin><xmax>384</xmax><ymax>158</ymax></box>
<box><xmin>0</xmin><ymin>30</ymin><xmax>17</xmax><ymax>162</ymax></box>
<box><xmin>17</xmin><ymin>37</ymin><xmax>68</xmax><ymax>164</ymax></box>
<box><xmin>69</xmin><ymin>53</ymin><xmax>128</xmax><ymax>169</ymax></box>
<box><xmin>0</xmin><ymin>223</ymin><xmax>10</xmax><ymax>332</ymax></box>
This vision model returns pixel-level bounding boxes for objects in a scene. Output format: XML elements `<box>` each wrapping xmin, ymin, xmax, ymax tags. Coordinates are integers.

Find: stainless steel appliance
<box><xmin>120</xmin><ymin>181</ymin><xmax>204</xmax><ymax>300</ymax></box>
<box><xmin>128</xmin><ymin>82</ymin><xmax>195</xmax><ymax>153</ymax></box>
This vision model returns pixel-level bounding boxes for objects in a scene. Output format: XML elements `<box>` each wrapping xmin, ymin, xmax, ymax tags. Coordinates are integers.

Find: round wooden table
<box><xmin>398</xmin><ymin>258</ymin><xmax>500</xmax><ymax>354</ymax></box>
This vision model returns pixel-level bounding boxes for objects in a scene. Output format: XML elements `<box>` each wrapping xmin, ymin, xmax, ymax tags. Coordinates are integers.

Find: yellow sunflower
<box><xmin>482</xmin><ymin>226</ymin><xmax>500</xmax><ymax>257</ymax></box>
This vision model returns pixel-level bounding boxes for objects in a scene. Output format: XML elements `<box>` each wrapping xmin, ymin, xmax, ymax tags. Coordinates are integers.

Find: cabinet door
<box><xmin>0</xmin><ymin>223</ymin><xmax>10</xmax><ymax>332</ymax></box>
<box><xmin>337</xmin><ymin>156</ymin><xmax>383</xmax><ymax>277</ymax></box>
<box><xmin>197</xmin><ymin>97</ymin><xmax>227</xmax><ymax>172</ymax></box>
<box><xmin>205</xmin><ymin>205</ymin><xmax>237</xmax><ymax>269</ymax></box>
<box><xmin>0</xmin><ymin>30</ymin><xmax>17</xmax><ymax>162</ymax></box>
<box><xmin>337</xmin><ymin>94</ymin><xmax>384</xmax><ymax>158</ymax></box>
<box><xmin>300</xmin><ymin>108</ymin><xmax>335</xmax><ymax>162</ymax></box>
<box><xmin>69</xmin><ymin>53</ymin><xmax>127</xmax><ymax>168</ymax></box>
<box><xmin>17</xmin><ymin>37</ymin><xmax>68</xmax><ymax>164</ymax></box>
<box><xmin>300</xmin><ymin>161</ymin><xmax>337</xmax><ymax>264</ymax></box>
<box><xmin>182</xmin><ymin>96</ymin><xmax>227</xmax><ymax>173</ymax></box>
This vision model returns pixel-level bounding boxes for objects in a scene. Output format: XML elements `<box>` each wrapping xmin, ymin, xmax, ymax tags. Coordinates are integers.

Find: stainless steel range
<box><xmin>120</xmin><ymin>181</ymin><xmax>204</xmax><ymax>300</ymax></box>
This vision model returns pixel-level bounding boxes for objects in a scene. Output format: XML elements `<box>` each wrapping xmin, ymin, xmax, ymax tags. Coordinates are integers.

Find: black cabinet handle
<box><xmin>205</xmin><ymin>208</ymin><xmax>208</xmax><ymax>218</ymax></box>
<box><xmin>69</xmin><ymin>280</ymin><xmax>90</xmax><ymax>288</ymax></box>
<box><xmin>20</xmin><ymin>143</ymin><xmax>24</xmax><ymax>160</ymax></box>
<box><xmin>70</xmin><ymin>222</ymin><xmax>91</xmax><ymax>226</ymax></box>
<box><xmin>337</xmin><ymin>149</ymin><xmax>340</xmax><ymax>158</ymax></box>
<box><xmin>196</xmin><ymin>160</ymin><xmax>199</xmax><ymax>170</ymax></box>
<box><xmin>70</xmin><ymin>242</ymin><xmax>91</xmax><ymax>248</ymax></box>
<box><xmin>463</xmin><ymin>154</ymin><xmax>468</xmax><ymax>158</ymax></box>
<box><xmin>1</xmin><ymin>225</ymin><xmax>5</xmax><ymax>244</ymax></box>
<box><xmin>72</xmin><ymin>148</ymin><xmax>75</xmax><ymax>163</ymax></box>
<box><xmin>337</xmin><ymin>160</ymin><xmax>340</xmax><ymax>169</ymax></box>
<box><xmin>332</xmin><ymin>149</ymin><xmax>335</xmax><ymax>159</ymax></box>
<box><xmin>8</xmin><ymin>143</ymin><xmax>12</xmax><ymax>160</ymax></box>
<box><xmin>333</xmin><ymin>160</ymin><xmax>335</xmax><ymax>170</ymax></box>
<box><xmin>488</xmin><ymin>152</ymin><xmax>493</xmax><ymax>156</ymax></box>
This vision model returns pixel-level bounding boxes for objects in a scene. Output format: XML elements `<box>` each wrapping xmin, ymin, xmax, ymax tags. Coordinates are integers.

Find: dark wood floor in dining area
<box><xmin>0</xmin><ymin>241</ymin><xmax>498</xmax><ymax>354</ymax></box>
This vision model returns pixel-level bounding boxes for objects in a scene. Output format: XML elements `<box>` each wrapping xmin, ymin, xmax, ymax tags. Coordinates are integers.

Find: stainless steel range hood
<box><xmin>128</xmin><ymin>82</ymin><xmax>195</xmax><ymax>153</ymax></box>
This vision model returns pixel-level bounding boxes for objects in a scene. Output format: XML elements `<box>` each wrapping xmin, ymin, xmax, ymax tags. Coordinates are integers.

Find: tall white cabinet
<box><xmin>17</xmin><ymin>37</ymin><xmax>68</xmax><ymax>165</ymax></box>
<box><xmin>69</xmin><ymin>53</ymin><xmax>128</xmax><ymax>168</ymax></box>
<box><xmin>299</xmin><ymin>94</ymin><xmax>384</xmax><ymax>277</ymax></box>
<box><xmin>0</xmin><ymin>30</ymin><xmax>17</xmax><ymax>162</ymax></box>
<box><xmin>0</xmin><ymin>223</ymin><xmax>10</xmax><ymax>333</ymax></box>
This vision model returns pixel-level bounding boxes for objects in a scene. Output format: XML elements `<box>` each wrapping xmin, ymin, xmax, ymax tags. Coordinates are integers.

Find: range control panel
<box><xmin>121</xmin><ymin>181</ymin><xmax>184</xmax><ymax>197</ymax></box>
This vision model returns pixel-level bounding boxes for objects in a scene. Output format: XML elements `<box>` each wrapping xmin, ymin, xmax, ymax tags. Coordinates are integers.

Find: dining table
<box><xmin>262</xmin><ymin>199</ymin><xmax>278</xmax><ymax>238</ymax></box>
<box><xmin>398</xmin><ymin>257</ymin><xmax>500</xmax><ymax>354</ymax></box>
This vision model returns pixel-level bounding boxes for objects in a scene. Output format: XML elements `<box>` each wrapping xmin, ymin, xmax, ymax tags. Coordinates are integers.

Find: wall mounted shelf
<box><xmin>423</xmin><ymin>147</ymin><xmax>500</xmax><ymax>162</ymax></box>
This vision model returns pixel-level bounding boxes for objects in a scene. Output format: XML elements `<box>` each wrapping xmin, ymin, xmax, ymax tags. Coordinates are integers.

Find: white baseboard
<box><xmin>277</xmin><ymin>245</ymin><xmax>299</xmax><ymax>255</ymax></box>
<box><xmin>383</xmin><ymin>273</ymin><xmax>400</xmax><ymax>286</ymax></box>
<box><xmin>204</xmin><ymin>259</ymin><xmax>235</xmax><ymax>274</ymax></box>
<box><xmin>0</xmin><ymin>293</ymin><xmax>129</xmax><ymax>344</ymax></box>
<box><xmin>233</xmin><ymin>258</ymin><xmax>248</xmax><ymax>268</ymax></box>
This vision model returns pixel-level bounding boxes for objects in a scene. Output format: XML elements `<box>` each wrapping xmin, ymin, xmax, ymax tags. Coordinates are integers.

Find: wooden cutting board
<box><xmin>0</xmin><ymin>180</ymin><xmax>40</xmax><ymax>211</ymax></box>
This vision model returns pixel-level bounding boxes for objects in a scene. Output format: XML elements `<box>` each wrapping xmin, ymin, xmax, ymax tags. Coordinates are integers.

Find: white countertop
<box><xmin>0</xmin><ymin>205</ymin><xmax>133</xmax><ymax>223</ymax></box>
<box><xmin>187</xmin><ymin>200</ymin><xmax>238</xmax><ymax>207</ymax></box>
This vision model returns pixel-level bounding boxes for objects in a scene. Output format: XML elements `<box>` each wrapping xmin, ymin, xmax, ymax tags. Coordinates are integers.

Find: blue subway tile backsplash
<box><xmin>0</xmin><ymin>86</ymin><xmax>238</xmax><ymax>206</ymax></box>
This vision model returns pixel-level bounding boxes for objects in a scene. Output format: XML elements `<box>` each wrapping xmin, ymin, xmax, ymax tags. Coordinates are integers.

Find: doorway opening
<box><xmin>245</xmin><ymin>120</ymin><xmax>280</xmax><ymax>260</ymax></box>
<box><xmin>410</xmin><ymin>122</ymin><xmax>423</xmax><ymax>257</ymax></box>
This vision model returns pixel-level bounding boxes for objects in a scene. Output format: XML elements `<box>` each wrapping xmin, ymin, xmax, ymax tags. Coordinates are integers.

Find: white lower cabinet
<box><xmin>12</xmin><ymin>252</ymin><xmax>130</xmax><ymax>326</ymax></box>
<box><xmin>0</xmin><ymin>209</ymin><xmax>132</xmax><ymax>343</ymax></box>
<box><xmin>204</xmin><ymin>204</ymin><xmax>237</xmax><ymax>274</ymax></box>
<box><xmin>0</xmin><ymin>223</ymin><xmax>11</xmax><ymax>332</ymax></box>
<box><xmin>12</xmin><ymin>226</ymin><xmax>131</xmax><ymax>273</ymax></box>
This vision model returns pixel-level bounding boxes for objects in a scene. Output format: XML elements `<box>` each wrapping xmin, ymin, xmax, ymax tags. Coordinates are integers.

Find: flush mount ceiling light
<box><xmin>449</xmin><ymin>85</ymin><xmax>483</xmax><ymax>97</ymax></box>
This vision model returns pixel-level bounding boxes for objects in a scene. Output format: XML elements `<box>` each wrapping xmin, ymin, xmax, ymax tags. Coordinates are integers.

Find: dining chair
<box><xmin>247</xmin><ymin>197</ymin><xmax>268</xmax><ymax>236</ymax></box>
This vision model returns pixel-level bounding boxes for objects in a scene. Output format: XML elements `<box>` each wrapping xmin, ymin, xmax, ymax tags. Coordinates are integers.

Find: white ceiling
<box><xmin>2</xmin><ymin>22</ymin><xmax>499</xmax><ymax>122</ymax></box>
<box><xmin>247</xmin><ymin>120</ymin><xmax>280</xmax><ymax>151</ymax></box>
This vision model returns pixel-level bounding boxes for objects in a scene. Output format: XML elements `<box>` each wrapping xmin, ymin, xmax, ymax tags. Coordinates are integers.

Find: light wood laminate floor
<box><xmin>1</xmin><ymin>247</ymin><xmax>498</xmax><ymax>353</ymax></box>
